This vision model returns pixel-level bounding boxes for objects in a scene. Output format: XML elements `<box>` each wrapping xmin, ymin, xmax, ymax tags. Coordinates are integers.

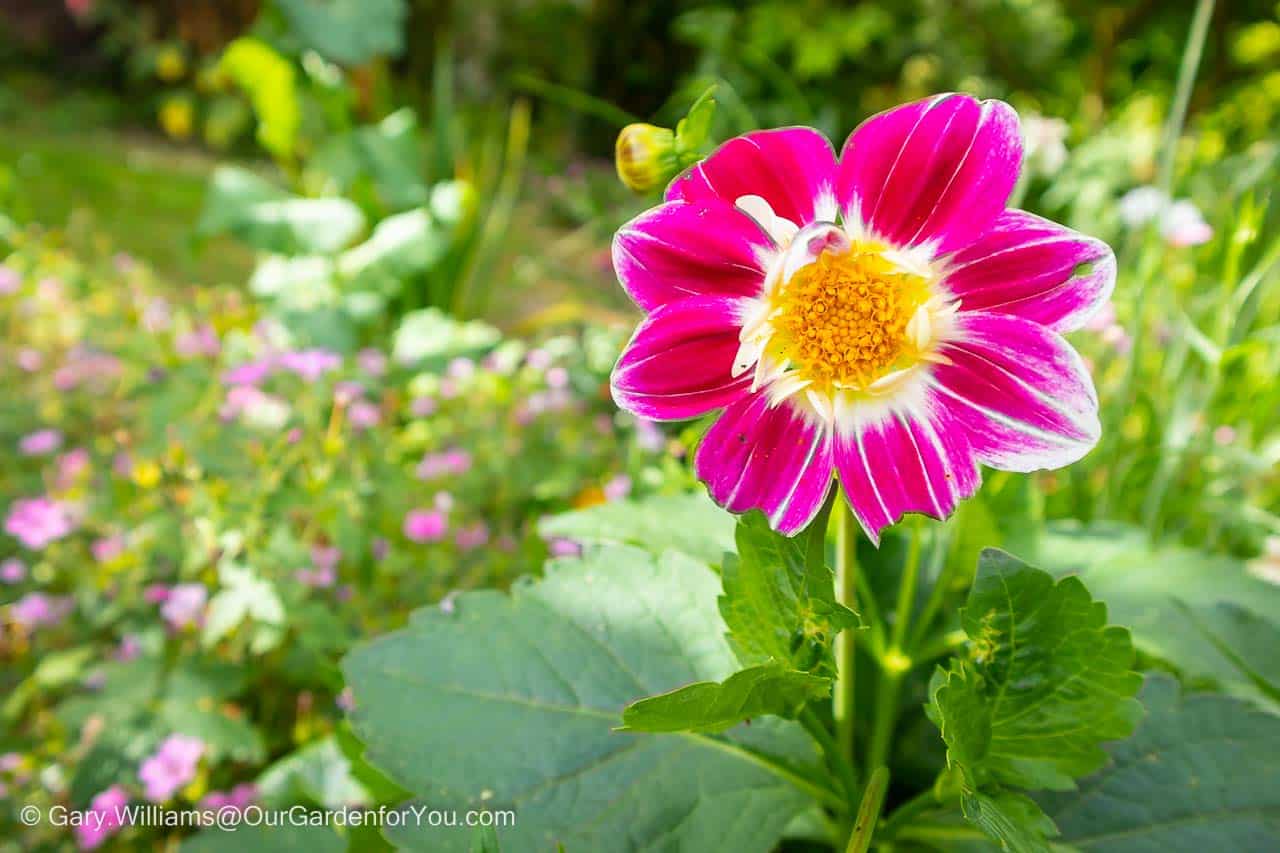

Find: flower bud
<box><xmin>615</xmin><ymin>123</ymin><xmax>678</xmax><ymax>194</ymax></box>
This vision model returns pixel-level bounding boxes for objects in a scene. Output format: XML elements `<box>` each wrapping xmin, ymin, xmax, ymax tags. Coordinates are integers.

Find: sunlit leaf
<box><xmin>620</xmin><ymin>663</ymin><xmax>829</xmax><ymax>733</ymax></box>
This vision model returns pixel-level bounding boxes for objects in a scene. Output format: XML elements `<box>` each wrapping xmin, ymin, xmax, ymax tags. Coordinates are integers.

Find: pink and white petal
<box><xmin>927</xmin><ymin>311</ymin><xmax>1100</xmax><ymax>472</ymax></box>
<box><xmin>695</xmin><ymin>394</ymin><xmax>834</xmax><ymax>535</ymax></box>
<box><xmin>667</xmin><ymin>127</ymin><xmax>839</xmax><ymax>228</ymax></box>
<box><xmin>834</xmin><ymin>405</ymin><xmax>981</xmax><ymax>545</ymax></box>
<box><xmin>611</xmin><ymin>296</ymin><xmax>753</xmax><ymax>421</ymax></box>
<box><xmin>613</xmin><ymin>201</ymin><xmax>775</xmax><ymax>312</ymax></box>
<box><xmin>941</xmin><ymin>209</ymin><xmax>1116</xmax><ymax>332</ymax></box>
<box><xmin>837</xmin><ymin>94</ymin><xmax>1022</xmax><ymax>257</ymax></box>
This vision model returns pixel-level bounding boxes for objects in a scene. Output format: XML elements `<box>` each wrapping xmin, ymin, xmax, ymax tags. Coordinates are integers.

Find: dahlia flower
<box><xmin>610</xmin><ymin>94</ymin><xmax>1114</xmax><ymax>540</ymax></box>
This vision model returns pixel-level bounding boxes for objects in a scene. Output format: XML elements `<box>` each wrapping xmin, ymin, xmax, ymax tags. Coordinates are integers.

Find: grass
<box><xmin>0</xmin><ymin>122</ymin><xmax>253</xmax><ymax>284</ymax></box>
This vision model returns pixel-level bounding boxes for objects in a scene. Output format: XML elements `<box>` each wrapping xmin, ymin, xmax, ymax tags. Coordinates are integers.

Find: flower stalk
<box><xmin>834</xmin><ymin>500</ymin><xmax>860</xmax><ymax>765</ymax></box>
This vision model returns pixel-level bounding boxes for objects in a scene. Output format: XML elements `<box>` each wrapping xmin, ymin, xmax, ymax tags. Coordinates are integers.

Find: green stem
<box><xmin>800</xmin><ymin>707</ymin><xmax>858</xmax><ymax>807</ymax></box>
<box><xmin>905</xmin><ymin>525</ymin><xmax>952</xmax><ymax>654</ymax></box>
<box><xmin>866</xmin><ymin>519</ymin><xmax>925</xmax><ymax>774</ymax></box>
<box><xmin>846</xmin><ymin>767</ymin><xmax>890</xmax><ymax>853</ymax></box>
<box><xmin>1157</xmin><ymin>0</ymin><xmax>1215</xmax><ymax>197</ymax></box>
<box><xmin>834</xmin><ymin>502</ymin><xmax>860</xmax><ymax>763</ymax></box>
<box><xmin>878</xmin><ymin>789</ymin><xmax>945</xmax><ymax>838</ymax></box>
<box><xmin>888</xmin><ymin>517</ymin><xmax>924</xmax><ymax>653</ymax></box>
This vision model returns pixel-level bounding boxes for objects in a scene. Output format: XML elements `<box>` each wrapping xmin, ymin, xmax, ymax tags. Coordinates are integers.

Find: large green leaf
<box><xmin>390</xmin><ymin>308</ymin><xmax>500</xmax><ymax>367</ymax></box>
<box><xmin>620</xmin><ymin>663</ymin><xmax>829</xmax><ymax>733</ymax></box>
<box><xmin>720</xmin><ymin>511</ymin><xmax>859</xmax><ymax>676</ymax></box>
<box><xmin>537</xmin><ymin>491</ymin><xmax>736</xmax><ymax>565</ymax></box>
<box><xmin>930</xmin><ymin>549</ymin><xmax>1143</xmax><ymax>792</ymax></box>
<box><xmin>343</xmin><ymin>545</ymin><xmax>825</xmax><ymax>852</ymax></box>
<box><xmin>197</xmin><ymin>167</ymin><xmax>364</xmax><ymax>255</ymax></box>
<box><xmin>277</xmin><ymin>0</ymin><xmax>407</xmax><ymax>66</ymax></box>
<box><xmin>1030</xmin><ymin>522</ymin><xmax>1280</xmax><ymax>705</ymax></box>
<box><xmin>961</xmin><ymin>791</ymin><xmax>1057</xmax><ymax>853</ymax></box>
<box><xmin>1041</xmin><ymin>675</ymin><xmax>1280</xmax><ymax>850</ymax></box>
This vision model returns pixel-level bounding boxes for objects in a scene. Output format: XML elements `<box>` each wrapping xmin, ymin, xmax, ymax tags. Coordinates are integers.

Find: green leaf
<box><xmin>390</xmin><ymin>307</ymin><xmax>500</xmax><ymax>367</ymax></box>
<box><xmin>1040</xmin><ymin>675</ymin><xmax>1280</xmax><ymax>850</ymax></box>
<box><xmin>621</xmin><ymin>663</ymin><xmax>830</xmax><ymax>733</ymax></box>
<box><xmin>309</xmin><ymin>108</ymin><xmax>430</xmax><ymax>212</ymax></box>
<box><xmin>197</xmin><ymin>167</ymin><xmax>364</xmax><ymax>255</ymax></box>
<box><xmin>537</xmin><ymin>491</ymin><xmax>736</xmax><ymax>565</ymax></box>
<box><xmin>219</xmin><ymin>38</ymin><xmax>300</xmax><ymax>160</ymax></box>
<box><xmin>720</xmin><ymin>511</ymin><xmax>859</xmax><ymax>675</ymax></box>
<box><xmin>961</xmin><ymin>791</ymin><xmax>1057</xmax><ymax>853</ymax></box>
<box><xmin>343</xmin><ymin>545</ymin><xmax>825</xmax><ymax>852</ymax></box>
<box><xmin>470</xmin><ymin>825</ymin><xmax>501</xmax><ymax>853</ymax></box>
<box><xmin>1031</xmin><ymin>522</ymin><xmax>1280</xmax><ymax>706</ymax></box>
<box><xmin>930</xmin><ymin>549</ymin><xmax>1143</xmax><ymax>792</ymax></box>
<box><xmin>257</xmin><ymin>736</ymin><xmax>372</xmax><ymax>809</ymax></box>
<box><xmin>276</xmin><ymin>0</ymin><xmax>407</xmax><ymax>66</ymax></box>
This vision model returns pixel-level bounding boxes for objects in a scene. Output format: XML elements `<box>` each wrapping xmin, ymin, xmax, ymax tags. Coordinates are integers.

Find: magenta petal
<box><xmin>613</xmin><ymin>200</ymin><xmax>773</xmax><ymax>312</ymax></box>
<box><xmin>611</xmin><ymin>296</ymin><xmax>752</xmax><ymax>421</ymax></box>
<box><xmin>666</xmin><ymin>127</ymin><xmax>839</xmax><ymax>228</ymax></box>
<box><xmin>834</xmin><ymin>406</ymin><xmax>980</xmax><ymax>545</ymax></box>
<box><xmin>837</xmin><ymin>94</ymin><xmax>1022</xmax><ymax>256</ymax></box>
<box><xmin>943</xmin><ymin>210</ymin><xmax>1116</xmax><ymax>332</ymax></box>
<box><xmin>928</xmin><ymin>311</ymin><xmax>1100</xmax><ymax>472</ymax></box>
<box><xmin>695</xmin><ymin>395</ymin><xmax>834</xmax><ymax>535</ymax></box>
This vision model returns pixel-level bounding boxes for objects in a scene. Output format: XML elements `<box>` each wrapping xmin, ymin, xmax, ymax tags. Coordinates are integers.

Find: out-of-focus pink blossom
<box><xmin>545</xmin><ymin>367</ymin><xmax>570</xmax><ymax>389</ymax></box>
<box><xmin>1161</xmin><ymin>200</ymin><xmax>1213</xmax><ymax>247</ymax></box>
<box><xmin>547</xmin><ymin>537</ymin><xmax>582</xmax><ymax>558</ymax></box>
<box><xmin>142</xmin><ymin>299</ymin><xmax>172</xmax><ymax>333</ymax></box>
<box><xmin>433</xmin><ymin>491</ymin><xmax>455</xmax><ymax>513</ymax></box>
<box><xmin>9</xmin><ymin>592</ymin><xmax>73</xmax><ymax>630</ymax></box>
<box><xmin>221</xmin><ymin>359</ymin><xmax>275</xmax><ymax>387</ymax></box>
<box><xmin>175</xmin><ymin>325</ymin><xmax>221</xmax><ymax>359</ymax></box>
<box><xmin>348</xmin><ymin>400</ymin><xmax>381</xmax><ymax>431</ymax></box>
<box><xmin>1084</xmin><ymin>300</ymin><xmax>1117</xmax><ymax>333</ymax></box>
<box><xmin>416</xmin><ymin>448</ymin><xmax>472</xmax><ymax>480</ymax></box>
<box><xmin>438</xmin><ymin>378</ymin><xmax>460</xmax><ymax>399</ymax></box>
<box><xmin>160</xmin><ymin>584</ymin><xmax>206</xmax><ymax>631</ymax></box>
<box><xmin>116</xmin><ymin>634</ymin><xmax>142</xmax><ymax>662</ymax></box>
<box><xmin>200</xmin><ymin>783</ymin><xmax>256</xmax><ymax>811</ymax></box>
<box><xmin>1101</xmin><ymin>324</ymin><xmax>1132</xmax><ymax>354</ymax></box>
<box><xmin>446</xmin><ymin>357</ymin><xmax>476</xmax><ymax>380</ymax></box>
<box><xmin>334</xmin><ymin>381</ymin><xmax>365</xmax><ymax>405</ymax></box>
<box><xmin>404</xmin><ymin>509</ymin><xmax>448</xmax><ymax>543</ymax></box>
<box><xmin>279</xmin><ymin>349</ymin><xmax>341</xmax><ymax>382</ymax></box>
<box><xmin>16</xmin><ymin>348</ymin><xmax>42</xmax><ymax>372</ymax></box>
<box><xmin>53</xmin><ymin>349</ymin><xmax>122</xmax><ymax>392</ymax></box>
<box><xmin>19</xmin><ymin>429</ymin><xmax>63</xmax><ymax>456</ymax></box>
<box><xmin>455</xmin><ymin>522</ymin><xmax>490</xmax><ymax>551</ymax></box>
<box><xmin>295</xmin><ymin>566</ymin><xmax>336</xmax><ymax>588</ymax></box>
<box><xmin>525</xmin><ymin>349</ymin><xmax>553</xmax><ymax>371</ymax></box>
<box><xmin>335</xmin><ymin>687</ymin><xmax>355</xmax><ymax>712</ymax></box>
<box><xmin>76</xmin><ymin>785</ymin><xmax>130</xmax><ymax>850</ymax></box>
<box><xmin>603</xmin><ymin>474</ymin><xmax>632</xmax><ymax>502</ymax></box>
<box><xmin>5</xmin><ymin>497</ymin><xmax>76</xmax><ymax>550</ymax></box>
<box><xmin>1</xmin><ymin>558</ymin><xmax>26</xmax><ymax>583</ymax></box>
<box><xmin>357</xmin><ymin>348</ymin><xmax>387</xmax><ymax>377</ymax></box>
<box><xmin>410</xmin><ymin>396</ymin><xmax>438</xmax><ymax>417</ymax></box>
<box><xmin>219</xmin><ymin>387</ymin><xmax>290</xmax><ymax>430</ymax></box>
<box><xmin>1213</xmin><ymin>425</ymin><xmax>1237</xmax><ymax>446</ymax></box>
<box><xmin>92</xmin><ymin>534</ymin><xmax>125</xmax><ymax>563</ymax></box>
<box><xmin>0</xmin><ymin>266</ymin><xmax>19</xmax><ymax>294</ymax></box>
<box><xmin>138</xmin><ymin>734</ymin><xmax>204</xmax><ymax>802</ymax></box>
<box><xmin>634</xmin><ymin>418</ymin><xmax>665</xmax><ymax>452</ymax></box>
<box><xmin>144</xmin><ymin>584</ymin><xmax>171</xmax><ymax>604</ymax></box>
<box><xmin>56</xmin><ymin>448</ymin><xmax>92</xmax><ymax>489</ymax></box>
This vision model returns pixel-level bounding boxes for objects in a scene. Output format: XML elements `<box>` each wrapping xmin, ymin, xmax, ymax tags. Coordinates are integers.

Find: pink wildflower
<box><xmin>138</xmin><ymin>734</ymin><xmax>204</xmax><ymax>802</ymax></box>
<box><xmin>76</xmin><ymin>785</ymin><xmax>130</xmax><ymax>849</ymax></box>
<box><xmin>404</xmin><ymin>509</ymin><xmax>448</xmax><ymax>543</ymax></box>
<box><xmin>279</xmin><ymin>349</ymin><xmax>341</xmax><ymax>382</ymax></box>
<box><xmin>160</xmin><ymin>584</ymin><xmax>207</xmax><ymax>631</ymax></box>
<box><xmin>5</xmin><ymin>497</ymin><xmax>76</xmax><ymax>549</ymax></box>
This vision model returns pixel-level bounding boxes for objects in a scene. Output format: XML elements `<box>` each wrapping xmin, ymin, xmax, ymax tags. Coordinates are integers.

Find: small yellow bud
<box><xmin>159</xmin><ymin>98</ymin><xmax>195</xmax><ymax>140</ymax></box>
<box><xmin>615</xmin><ymin>123</ymin><xmax>678</xmax><ymax>194</ymax></box>
<box><xmin>132</xmin><ymin>460</ymin><xmax>163</xmax><ymax>489</ymax></box>
<box><xmin>156</xmin><ymin>47</ymin><xmax>187</xmax><ymax>82</ymax></box>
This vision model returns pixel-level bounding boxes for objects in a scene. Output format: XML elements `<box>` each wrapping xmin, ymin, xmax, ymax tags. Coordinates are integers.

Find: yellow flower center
<box><xmin>766</xmin><ymin>245</ymin><xmax>930</xmax><ymax>393</ymax></box>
